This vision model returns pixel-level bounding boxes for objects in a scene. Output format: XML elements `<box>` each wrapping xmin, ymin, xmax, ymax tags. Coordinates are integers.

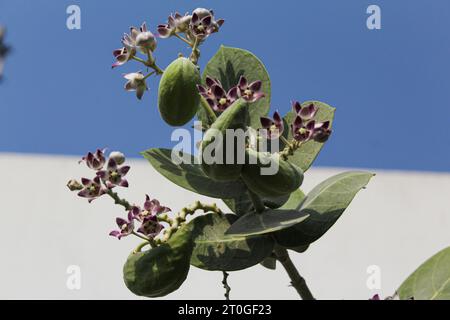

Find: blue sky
<box><xmin>0</xmin><ymin>0</ymin><xmax>449</xmax><ymax>172</ymax></box>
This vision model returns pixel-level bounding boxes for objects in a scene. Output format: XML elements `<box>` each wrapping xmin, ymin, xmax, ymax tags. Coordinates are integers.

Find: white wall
<box><xmin>1</xmin><ymin>153</ymin><xmax>449</xmax><ymax>300</ymax></box>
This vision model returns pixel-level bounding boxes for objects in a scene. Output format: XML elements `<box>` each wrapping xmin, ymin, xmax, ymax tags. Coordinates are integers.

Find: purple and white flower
<box><xmin>291</xmin><ymin>101</ymin><xmax>332</xmax><ymax>143</ymax></box>
<box><xmin>112</xmin><ymin>46</ymin><xmax>135</xmax><ymax>69</ymax></box>
<box><xmin>135</xmin><ymin>22</ymin><xmax>157</xmax><ymax>52</ymax></box>
<box><xmin>109</xmin><ymin>211</ymin><xmax>135</xmax><ymax>240</ymax></box>
<box><xmin>137</xmin><ymin>215</ymin><xmax>164</xmax><ymax>238</ymax></box>
<box><xmin>197</xmin><ymin>76</ymin><xmax>239</xmax><ymax>112</ymax></box>
<box><xmin>260</xmin><ymin>111</ymin><xmax>284</xmax><ymax>139</ymax></box>
<box><xmin>237</xmin><ymin>76</ymin><xmax>265</xmax><ymax>103</ymax></box>
<box><xmin>311</xmin><ymin>120</ymin><xmax>332</xmax><ymax>143</ymax></box>
<box><xmin>188</xmin><ymin>8</ymin><xmax>224</xmax><ymax>41</ymax></box>
<box><xmin>292</xmin><ymin>116</ymin><xmax>314</xmax><ymax>142</ymax></box>
<box><xmin>122</xmin><ymin>22</ymin><xmax>157</xmax><ymax>53</ymax></box>
<box><xmin>292</xmin><ymin>101</ymin><xmax>318</xmax><ymax>121</ymax></box>
<box><xmin>97</xmin><ymin>158</ymin><xmax>130</xmax><ymax>189</ymax></box>
<box><xmin>81</xmin><ymin>149</ymin><xmax>106</xmax><ymax>170</ymax></box>
<box><xmin>77</xmin><ymin>176</ymin><xmax>105</xmax><ymax>202</ymax></box>
<box><xmin>131</xmin><ymin>195</ymin><xmax>169</xmax><ymax>239</ymax></box>
<box><xmin>123</xmin><ymin>72</ymin><xmax>148</xmax><ymax>100</ymax></box>
<box><xmin>158</xmin><ymin>12</ymin><xmax>192</xmax><ymax>38</ymax></box>
<box><xmin>197</xmin><ymin>75</ymin><xmax>265</xmax><ymax>112</ymax></box>
<box><xmin>132</xmin><ymin>195</ymin><xmax>171</xmax><ymax>221</ymax></box>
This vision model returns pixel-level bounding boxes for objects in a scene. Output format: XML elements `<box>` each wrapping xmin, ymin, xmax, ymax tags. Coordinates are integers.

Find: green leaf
<box><xmin>280</xmin><ymin>189</ymin><xmax>306</xmax><ymax>210</ymax></box>
<box><xmin>223</xmin><ymin>192</ymin><xmax>291</xmax><ymax>216</ymax></box>
<box><xmin>226</xmin><ymin>209</ymin><xmax>309</xmax><ymax>237</ymax></box>
<box><xmin>289</xmin><ymin>245</ymin><xmax>309</xmax><ymax>253</ymax></box>
<box><xmin>199</xmin><ymin>46</ymin><xmax>271</xmax><ymax>128</ymax></box>
<box><xmin>189</xmin><ymin>213</ymin><xmax>274</xmax><ymax>271</ymax></box>
<box><xmin>222</xmin><ymin>195</ymin><xmax>253</xmax><ymax>216</ymax></box>
<box><xmin>284</xmin><ymin>101</ymin><xmax>335</xmax><ymax>172</ymax></box>
<box><xmin>142</xmin><ymin>148</ymin><xmax>247</xmax><ymax>199</ymax></box>
<box><xmin>274</xmin><ymin>171</ymin><xmax>374</xmax><ymax>248</ymax></box>
<box><xmin>260</xmin><ymin>256</ymin><xmax>277</xmax><ymax>270</ymax></box>
<box><xmin>398</xmin><ymin>246</ymin><xmax>450</xmax><ymax>300</ymax></box>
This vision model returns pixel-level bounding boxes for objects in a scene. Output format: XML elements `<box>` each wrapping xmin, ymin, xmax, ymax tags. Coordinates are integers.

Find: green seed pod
<box><xmin>123</xmin><ymin>226</ymin><xmax>193</xmax><ymax>298</ymax></box>
<box><xmin>158</xmin><ymin>57</ymin><xmax>201</xmax><ymax>126</ymax></box>
<box><xmin>241</xmin><ymin>149</ymin><xmax>304</xmax><ymax>197</ymax></box>
<box><xmin>200</xmin><ymin>99</ymin><xmax>249</xmax><ymax>181</ymax></box>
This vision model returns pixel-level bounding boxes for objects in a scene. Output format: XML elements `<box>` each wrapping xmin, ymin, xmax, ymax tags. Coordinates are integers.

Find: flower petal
<box><xmin>292</xmin><ymin>101</ymin><xmax>302</xmax><ymax>114</ymax></box>
<box><xmin>211</xmin><ymin>84</ymin><xmax>226</xmax><ymax>98</ymax></box>
<box><xmin>238</xmin><ymin>76</ymin><xmax>247</xmax><ymax>90</ymax></box>
<box><xmin>248</xmin><ymin>80</ymin><xmax>262</xmax><ymax>92</ymax></box>
<box><xmin>227</xmin><ymin>86</ymin><xmax>239</xmax><ymax>100</ymax></box>
<box><xmin>119</xmin><ymin>179</ymin><xmax>129</xmax><ymax>188</ymax></box>
<box><xmin>118</xmin><ymin>166</ymin><xmax>130</xmax><ymax>176</ymax></box>
<box><xmin>260</xmin><ymin>117</ymin><xmax>273</xmax><ymax>129</ymax></box>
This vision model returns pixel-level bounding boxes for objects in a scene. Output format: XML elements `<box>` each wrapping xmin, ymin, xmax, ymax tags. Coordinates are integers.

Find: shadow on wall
<box><xmin>0</xmin><ymin>26</ymin><xmax>10</xmax><ymax>81</ymax></box>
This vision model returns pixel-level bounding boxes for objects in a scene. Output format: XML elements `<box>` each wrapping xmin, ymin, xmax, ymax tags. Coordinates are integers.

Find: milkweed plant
<box><xmin>67</xmin><ymin>8</ymin><xmax>450</xmax><ymax>300</ymax></box>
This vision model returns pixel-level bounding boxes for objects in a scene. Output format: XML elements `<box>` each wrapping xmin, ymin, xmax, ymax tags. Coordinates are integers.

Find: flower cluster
<box><xmin>113</xmin><ymin>22</ymin><xmax>156</xmax><ymax>69</ymax></box>
<box><xmin>197</xmin><ymin>75</ymin><xmax>265</xmax><ymax>112</ymax></box>
<box><xmin>158</xmin><ymin>8</ymin><xmax>224</xmax><ymax>42</ymax></box>
<box><xmin>259</xmin><ymin>102</ymin><xmax>332</xmax><ymax>145</ymax></box>
<box><xmin>68</xmin><ymin>149</ymin><xmax>171</xmax><ymax>241</ymax></box>
<box><xmin>291</xmin><ymin>101</ymin><xmax>332</xmax><ymax>143</ymax></box>
<box><xmin>112</xmin><ymin>22</ymin><xmax>160</xmax><ymax>100</ymax></box>
<box><xmin>111</xmin><ymin>8</ymin><xmax>224</xmax><ymax>100</ymax></box>
<box><xmin>68</xmin><ymin>149</ymin><xmax>130</xmax><ymax>202</ymax></box>
<box><xmin>109</xmin><ymin>195</ymin><xmax>169</xmax><ymax>240</ymax></box>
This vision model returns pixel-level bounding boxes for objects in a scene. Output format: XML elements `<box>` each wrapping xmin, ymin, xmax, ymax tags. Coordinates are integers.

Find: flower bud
<box><xmin>135</xmin><ymin>31</ymin><xmax>157</xmax><ymax>51</ymax></box>
<box><xmin>67</xmin><ymin>179</ymin><xmax>83</xmax><ymax>191</ymax></box>
<box><xmin>109</xmin><ymin>151</ymin><xmax>126</xmax><ymax>165</ymax></box>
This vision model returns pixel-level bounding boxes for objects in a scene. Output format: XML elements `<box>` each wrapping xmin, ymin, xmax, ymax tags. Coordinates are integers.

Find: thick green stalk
<box><xmin>200</xmin><ymin>96</ymin><xmax>218</xmax><ymax>124</ymax></box>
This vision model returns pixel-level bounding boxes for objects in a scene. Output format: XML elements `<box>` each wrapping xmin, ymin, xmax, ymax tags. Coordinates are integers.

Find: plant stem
<box><xmin>273</xmin><ymin>247</ymin><xmax>315</xmax><ymax>300</ymax></box>
<box><xmin>174</xmin><ymin>33</ymin><xmax>193</xmax><ymax>46</ymax></box>
<box><xmin>189</xmin><ymin>37</ymin><xmax>200</xmax><ymax>64</ymax></box>
<box><xmin>133</xmin><ymin>241</ymin><xmax>151</xmax><ymax>253</ymax></box>
<box><xmin>132</xmin><ymin>55</ymin><xmax>164</xmax><ymax>75</ymax></box>
<box><xmin>279</xmin><ymin>140</ymin><xmax>304</xmax><ymax>161</ymax></box>
<box><xmin>143</xmin><ymin>71</ymin><xmax>156</xmax><ymax>80</ymax></box>
<box><xmin>247</xmin><ymin>189</ymin><xmax>265</xmax><ymax>213</ymax></box>
<box><xmin>148</xmin><ymin>58</ymin><xmax>164</xmax><ymax>75</ymax></box>
<box><xmin>106</xmin><ymin>189</ymin><xmax>132</xmax><ymax>211</ymax></box>
<box><xmin>131</xmin><ymin>231</ymin><xmax>157</xmax><ymax>248</ymax></box>
<box><xmin>200</xmin><ymin>96</ymin><xmax>217</xmax><ymax>123</ymax></box>
<box><xmin>132</xmin><ymin>56</ymin><xmax>147</xmax><ymax>65</ymax></box>
<box><xmin>222</xmin><ymin>271</ymin><xmax>231</xmax><ymax>300</ymax></box>
<box><xmin>280</xmin><ymin>135</ymin><xmax>293</xmax><ymax>149</ymax></box>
